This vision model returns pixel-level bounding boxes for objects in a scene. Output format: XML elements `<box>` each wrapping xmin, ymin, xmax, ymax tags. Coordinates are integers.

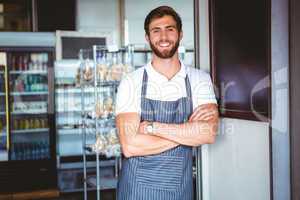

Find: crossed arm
<box><xmin>116</xmin><ymin>103</ymin><xmax>219</xmax><ymax>158</ymax></box>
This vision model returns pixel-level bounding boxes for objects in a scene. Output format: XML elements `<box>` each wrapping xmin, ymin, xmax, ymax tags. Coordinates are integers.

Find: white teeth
<box><xmin>159</xmin><ymin>42</ymin><xmax>170</xmax><ymax>47</ymax></box>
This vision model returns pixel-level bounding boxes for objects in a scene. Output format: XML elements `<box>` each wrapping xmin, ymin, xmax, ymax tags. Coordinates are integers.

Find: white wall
<box><xmin>203</xmin><ymin>119</ymin><xmax>270</xmax><ymax>200</ymax></box>
<box><xmin>124</xmin><ymin>0</ymin><xmax>194</xmax><ymax>49</ymax></box>
<box><xmin>76</xmin><ymin>0</ymin><xmax>120</xmax><ymax>45</ymax></box>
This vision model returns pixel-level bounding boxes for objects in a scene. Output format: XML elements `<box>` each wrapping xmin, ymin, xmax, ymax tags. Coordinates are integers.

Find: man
<box><xmin>115</xmin><ymin>6</ymin><xmax>218</xmax><ymax>200</ymax></box>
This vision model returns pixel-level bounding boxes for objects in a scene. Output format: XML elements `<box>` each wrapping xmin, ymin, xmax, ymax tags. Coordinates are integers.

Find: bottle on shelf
<box><xmin>30</xmin><ymin>54</ymin><xmax>37</xmax><ymax>71</ymax></box>
<box><xmin>10</xmin><ymin>144</ymin><xmax>16</xmax><ymax>160</ymax></box>
<box><xmin>11</xmin><ymin>54</ymin><xmax>16</xmax><ymax>71</ymax></box>
<box><xmin>23</xmin><ymin>53</ymin><xmax>29</xmax><ymax>71</ymax></box>
<box><xmin>18</xmin><ymin>55</ymin><xmax>23</xmax><ymax>71</ymax></box>
<box><xmin>34</xmin><ymin>118</ymin><xmax>40</xmax><ymax>129</ymax></box>
<box><xmin>42</xmin><ymin>53</ymin><xmax>48</xmax><ymax>71</ymax></box>
<box><xmin>13</xmin><ymin>119</ymin><xmax>18</xmax><ymax>130</ymax></box>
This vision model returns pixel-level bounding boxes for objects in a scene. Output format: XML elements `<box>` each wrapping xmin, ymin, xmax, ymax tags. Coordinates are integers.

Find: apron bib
<box><xmin>117</xmin><ymin>70</ymin><xmax>194</xmax><ymax>200</ymax></box>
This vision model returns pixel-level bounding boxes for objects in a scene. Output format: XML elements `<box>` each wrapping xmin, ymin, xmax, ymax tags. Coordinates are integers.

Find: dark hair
<box><xmin>144</xmin><ymin>6</ymin><xmax>182</xmax><ymax>36</ymax></box>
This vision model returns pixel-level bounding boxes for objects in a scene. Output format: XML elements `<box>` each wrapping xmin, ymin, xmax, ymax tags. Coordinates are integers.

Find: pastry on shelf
<box><xmin>82</xmin><ymin>62</ymin><xmax>93</xmax><ymax>81</ymax></box>
<box><xmin>111</xmin><ymin>64</ymin><xmax>123</xmax><ymax>81</ymax></box>
<box><xmin>107</xmin><ymin>128</ymin><xmax>119</xmax><ymax>145</ymax></box>
<box><xmin>95</xmin><ymin>102</ymin><xmax>104</xmax><ymax>118</ymax></box>
<box><xmin>89</xmin><ymin>134</ymin><xmax>108</xmax><ymax>154</ymax></box>
<box><xmin>95</xmin><ymin>101</ymin><xmax>109</xmax><ymax>119</ymax></box>
<box><xmin>104</xmin><ymin>97</ymin><xmax>114</xmax><ymax>115</ymax></box>
<box><xmin>97</xmin><ymin>63</ymin><xmax>108</xmax><ymax>81</ymax></box>
<box><xmin>105</xmin><ymin>144</ymin><xmax>121</xmax><ymax>158</ymax></box>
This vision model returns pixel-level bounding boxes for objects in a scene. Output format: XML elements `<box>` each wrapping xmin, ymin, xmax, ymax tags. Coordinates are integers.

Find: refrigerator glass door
<box><xmin>8</xmin><ymin>52</ymin><xmax>51</xmax><ymax>160</ymax></box>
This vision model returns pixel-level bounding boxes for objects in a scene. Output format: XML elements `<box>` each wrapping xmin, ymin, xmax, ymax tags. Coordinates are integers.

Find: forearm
<box><xmin>152</xmin><ymin>120</ymin><xmax>217</xmax><ymax>146</ymax></box>
<box><xmin>122</xmin><ymin>134</ymin><xmax>179</xmax><ymax>157</ymax></box>
<box><xmin>116</xmin><ymin>113</ymin><xmax>178</xmax><ymax>158</ymax></box>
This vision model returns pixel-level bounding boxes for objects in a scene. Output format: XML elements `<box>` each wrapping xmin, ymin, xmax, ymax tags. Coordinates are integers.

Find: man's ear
<box><xmin>145</xmin><ymin>33</ymin><xmax>150</xmax><ymax>43</ymax></box>
<box><xmin>179</xmin><ymin>31</ymin><xmax>183</xmax><ymax>41</ymax></box>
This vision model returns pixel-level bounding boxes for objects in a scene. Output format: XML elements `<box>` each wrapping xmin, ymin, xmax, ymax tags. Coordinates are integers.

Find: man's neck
<box><xmin>151</xmin><ymin>54</ymin><xmax>181</xmax><ymax>80</ymax></box>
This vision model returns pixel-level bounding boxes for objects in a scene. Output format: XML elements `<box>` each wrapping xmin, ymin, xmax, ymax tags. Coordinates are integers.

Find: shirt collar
<box><xmin>145</xmin><ymin>60</ymin><xmax>187</xmax><ymax>82</ymax></box>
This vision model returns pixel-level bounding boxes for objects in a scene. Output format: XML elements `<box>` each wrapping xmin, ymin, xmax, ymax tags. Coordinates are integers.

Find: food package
<box><xmin>104</xmin><ymin>97</ymin><xmax>114</xmax><ymax>115</ymax></box>
<box><xmin>90</xmin><ymin>134</ymin><xmax>108</xmax><ymax>153</ymax></box>
<box><xmin>110</xmin><ymin>64</ymin><xmax>123</xmax><ymax>81</ymax></box>
<box><xmin>82</xmin><ymin>62</ymin><xmax>93</xmax><ymax>81</ymax></box>
<box><xmin>104</xmin><ymin>144</ymin><xmax>121</xmax><ymax>158</ymax></box>
<box><xmin>97</xmin><ymin>63</ymin><xmax>108</xmax><ymax>81</ymax></box>
<box><xmin>107</xmin><ymin>128</ymin><xmax>119</xmax><ymax>145</ymax></box>
<box><xmin>95</xmin><ymin>102</ymin><xmax>104</xmax><ymax>118</ymax></box>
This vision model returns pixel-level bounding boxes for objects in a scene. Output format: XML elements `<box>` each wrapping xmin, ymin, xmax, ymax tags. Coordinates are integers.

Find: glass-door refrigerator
<box><xmin>0</xmin><ymin>47</ymin><xmax>57</xmax><ymax>193</ymax></box>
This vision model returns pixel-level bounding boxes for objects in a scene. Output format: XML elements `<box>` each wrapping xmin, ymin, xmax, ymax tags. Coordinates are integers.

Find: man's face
<box><xmin>146</xmin><ymin>15</ymin><xmax>182</xmax><ymax>59</ymax></box>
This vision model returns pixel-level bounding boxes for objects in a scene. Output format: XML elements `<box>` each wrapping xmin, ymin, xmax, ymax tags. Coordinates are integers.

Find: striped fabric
<box><xmin>117</xmin><ymin>70</ymin><xmax>194</xmax><ymax>200</ymax></box>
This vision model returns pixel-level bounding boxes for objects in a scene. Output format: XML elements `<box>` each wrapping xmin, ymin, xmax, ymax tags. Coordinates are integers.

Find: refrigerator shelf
<box><xmin>11</xmin><ymin>110</ymin><xmax>48</xmax><ymax>115</ymax></box>
<box><xmin>11</xmin><ymin>91</ymin><xmax>49</xmax><ymax>96</ymax></box>
<box><xmin>11</xmin><ymin>128</ymin><xmax>49</xmax><ymax>134</ymax></box>
<box><xmin>9</xmin><ymin>70</ymin><xmax>48</xmax><ymax>75</ymax></box>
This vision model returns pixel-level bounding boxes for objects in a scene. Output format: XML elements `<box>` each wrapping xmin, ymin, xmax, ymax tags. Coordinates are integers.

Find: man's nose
<box><xmin>160</xmin><ymin>30</ymin><xmax>168</xmax><ymax>40</ymax></box>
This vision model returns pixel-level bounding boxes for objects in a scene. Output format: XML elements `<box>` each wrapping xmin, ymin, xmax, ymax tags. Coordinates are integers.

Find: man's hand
<box><xmin>189</xmin><ymin>103</ymin><xmax>218</xmax><ymax>122</ymax></box>
<box><xmin>138</xmin><ymin>121</ymin><xmax>148</xmax><ymax>134</ymax></box>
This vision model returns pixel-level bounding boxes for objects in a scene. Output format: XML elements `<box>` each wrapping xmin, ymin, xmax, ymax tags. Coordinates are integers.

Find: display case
<box><xmin>0</xmin><ymin>47</ymin><xmax>57</xmax><ymax>193</ymax></box>
<box><xmin>80</xmin><ymin>45</ymin><xmax>134</xmax><ymax>200</ymax></box>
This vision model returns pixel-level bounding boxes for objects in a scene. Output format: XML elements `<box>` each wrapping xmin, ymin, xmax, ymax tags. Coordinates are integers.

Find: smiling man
<box><xmin>116</xmin><ymin>6</ymin><xmax>219</xmax><ymax>200</ymax></box>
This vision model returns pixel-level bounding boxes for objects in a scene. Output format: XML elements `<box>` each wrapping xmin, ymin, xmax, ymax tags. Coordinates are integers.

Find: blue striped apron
<box><xmin>117</xmin><ymin>69</ymin><xmax>193</xmax><ymax>200</ymax></box>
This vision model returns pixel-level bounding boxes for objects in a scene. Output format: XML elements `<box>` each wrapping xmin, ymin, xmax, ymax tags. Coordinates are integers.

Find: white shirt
<box><xmin>115</xmin><ymin>62</ymin><xmax>217</xmax><ymax>115</ymax></box>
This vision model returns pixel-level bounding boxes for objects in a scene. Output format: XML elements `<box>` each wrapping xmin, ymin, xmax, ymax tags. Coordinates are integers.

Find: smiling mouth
<box><xmin>158</xmin><ymin>42</ymin><xmax>172</xmax><ymax>48</ymax></box>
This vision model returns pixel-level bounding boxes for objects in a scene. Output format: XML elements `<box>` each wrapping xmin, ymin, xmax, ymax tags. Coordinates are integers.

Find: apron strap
<box><xmin>185</xmin><ymin>75</ymin><xmax>194</xmax><ymax>112</ymax></box>
<box><xmin>141</xmin><ymin>69</ymin><xmax>148</xmax><ymax>98</ymax></box>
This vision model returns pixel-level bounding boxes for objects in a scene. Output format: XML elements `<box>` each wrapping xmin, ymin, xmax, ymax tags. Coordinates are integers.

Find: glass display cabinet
<box><xmin>80</xmin><ymin>45</ymin><xmax>134</xmax><ymax>200</ymax></box>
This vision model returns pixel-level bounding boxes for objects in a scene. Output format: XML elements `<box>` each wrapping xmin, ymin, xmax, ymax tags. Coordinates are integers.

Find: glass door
<box><xmin>0</xmin><ymin>52</ymin><xmax>9</xmax><ymax>161</ymax></box>
<box><xmin>8</xmin><ymin>51</ymin><xmax>51</xmax><ymax>160</ymax></box>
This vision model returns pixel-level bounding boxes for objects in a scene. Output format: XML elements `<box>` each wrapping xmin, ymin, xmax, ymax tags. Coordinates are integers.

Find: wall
<box><xmin>76</xmin><ymin>0</ymin><xmax>120</xmax><ymax>45</ymax></box>
<box><xmin>124</xmin><ymin>0</ymin><xmax>194</xmax><ymax>48</ymax></box>
<box><xmin>206</xmin><ymin>119</ymin><xmax>270</xmax><ymax>200</ymax></box>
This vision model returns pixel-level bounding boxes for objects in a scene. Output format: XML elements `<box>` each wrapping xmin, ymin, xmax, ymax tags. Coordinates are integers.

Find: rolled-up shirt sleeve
<box><xmin>191</xmin><ymin>71</ymin><xmax>217</xmax><ymax>110</ymax></box>
<box><xmin>115</xmin><ymin>74</ymin><xmax>141</xmax><ymax>115</ymax></box>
